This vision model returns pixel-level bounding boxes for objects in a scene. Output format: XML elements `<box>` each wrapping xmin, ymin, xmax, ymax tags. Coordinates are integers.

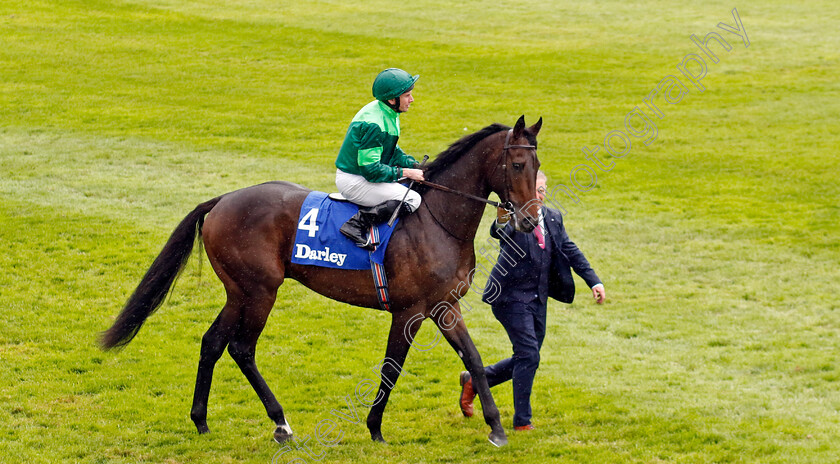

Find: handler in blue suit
<box><xmin>459</xmin><ymin>171</ymin><xmax>606</xmax><ymax>430</ymax></box>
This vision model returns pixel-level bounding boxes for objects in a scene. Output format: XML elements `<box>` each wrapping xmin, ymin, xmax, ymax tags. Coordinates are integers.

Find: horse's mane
<box><xmin>422</xmin><ymin>123</ymin><xmax>509</xmax><ymax>183</ymax></box>
<box><xmin>417</xmin><ymin>122</ymin><xmax>538</xmax><ymax>195</ymax></box>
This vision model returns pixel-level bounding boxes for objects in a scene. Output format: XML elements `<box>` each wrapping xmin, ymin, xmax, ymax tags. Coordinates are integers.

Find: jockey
<box><xmin>335</xmin><ymin>68</ymin><xmax>425</xmax><ymax>249</ymax></box>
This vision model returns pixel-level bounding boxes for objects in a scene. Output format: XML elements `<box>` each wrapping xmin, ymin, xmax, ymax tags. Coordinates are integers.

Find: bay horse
<box><xmin>100</xmin><ymin>115</ymin><xmax>543</xmax><ymax>447</ymax></box>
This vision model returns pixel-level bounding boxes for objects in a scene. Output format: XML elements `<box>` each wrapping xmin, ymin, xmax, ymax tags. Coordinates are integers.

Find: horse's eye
<box><xmin>512</xmin><ymin>163</ymin><xmax>523</xmax><ymax>171</ymax></box>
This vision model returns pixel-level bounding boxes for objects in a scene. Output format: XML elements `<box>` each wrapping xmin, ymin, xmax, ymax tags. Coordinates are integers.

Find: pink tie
<box><xmin>534</xmin><ymin>225</ymin><xmax>545</xmax><ymax>249</ymax></box>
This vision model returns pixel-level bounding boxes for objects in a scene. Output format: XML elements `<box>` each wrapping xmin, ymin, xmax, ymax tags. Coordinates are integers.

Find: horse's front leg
<box><xmin>365</xmin><ymin>309</ymin><xmax>423</xmax><ymax>443</ymax></box>
<box><xmin>431</xmin><ymin>302</ymin><xmax>507</xmax><ymax>447</ymax></box>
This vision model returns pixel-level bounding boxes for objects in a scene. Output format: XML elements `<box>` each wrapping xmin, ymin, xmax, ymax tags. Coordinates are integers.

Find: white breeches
<box><xmin>335</xmin><ymin>169</ymin><xmax>422</xmax><ymax>212</ymax></box>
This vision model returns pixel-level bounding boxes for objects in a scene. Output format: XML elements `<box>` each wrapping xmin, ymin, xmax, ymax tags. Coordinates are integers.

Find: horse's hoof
<box><xmin>195</xmin><ymin>424</ymin><xmax>210</xmax><ymax>434</ymax></box>
<box><xmin>274</xmin><ymin>424</ymin><xmax>294</xmax><ymax>444</ymax></box>
<box><xmin>370</xmin><ymin>432</ymin><xmax>387</xmax><ymax>444</ymax></box>
<box><xmin>488</xmin><ymin>430</ymin><xmax>507</xmax><ymax>447</ymax></box>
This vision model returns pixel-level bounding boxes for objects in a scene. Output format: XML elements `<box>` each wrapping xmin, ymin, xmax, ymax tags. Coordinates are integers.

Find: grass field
<box><xmin>2</xmin><ymin>1</ymin><xmax>839</xmax><ymax>463</ymax></box>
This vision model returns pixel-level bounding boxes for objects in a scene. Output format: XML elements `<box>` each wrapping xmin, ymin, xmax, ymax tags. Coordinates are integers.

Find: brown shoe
<box><xmin>514</xmin><ymin>424</ymin><xmax>535</xmax><ymax>431</ymax></box>
<box><xmin>459</xmin><ymin>371</ymin><xmax>476</xmax><ymax>417</ymax></box>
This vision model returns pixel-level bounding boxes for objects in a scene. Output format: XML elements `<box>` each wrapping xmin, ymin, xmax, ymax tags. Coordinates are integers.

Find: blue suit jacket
<box><xmin>481</xmin><ymin>207</ymin><xmax>601</xmax><ymax>307</ymax></box>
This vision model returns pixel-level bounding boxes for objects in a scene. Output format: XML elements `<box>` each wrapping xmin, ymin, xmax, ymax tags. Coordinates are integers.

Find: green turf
<box><xmin>1</xmin><ymin>1</ymin><xmax>839</xmax><ymax>462</ymax></box>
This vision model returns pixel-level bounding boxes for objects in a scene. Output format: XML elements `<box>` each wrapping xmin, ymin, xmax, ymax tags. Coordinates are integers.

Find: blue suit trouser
<box><xmin>484</xmin><ymin>301</ymin><xmax>547</xmax><ymax>427</ymax></box>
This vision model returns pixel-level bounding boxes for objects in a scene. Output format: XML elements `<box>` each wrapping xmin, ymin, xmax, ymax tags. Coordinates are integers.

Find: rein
<box><xmin>414</xmin><ymin>178</ymin><xmax>510</xmax><ymax>210</ymax></box>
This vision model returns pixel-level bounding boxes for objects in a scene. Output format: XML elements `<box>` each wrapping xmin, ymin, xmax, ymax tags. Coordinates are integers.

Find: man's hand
<box><xmin>496</xmin><ymin>206</ymin><xmax>511</xmax><ymax>225</ymax></box>
<box><xmin>592</xmin><ymin>284</ymin><xmax>606</xmax><ymax>304</ymax></box>
<box><xmin>403</xmin><ymin>168</ymin><xmax>425</xmax><ymax>182</ymax></box>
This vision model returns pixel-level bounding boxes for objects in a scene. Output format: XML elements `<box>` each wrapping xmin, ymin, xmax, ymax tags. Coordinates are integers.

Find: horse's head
<box><xmin>487</xmin><ymin>115</ymin><xmax>542</xmax><ymax>233</ymax></box>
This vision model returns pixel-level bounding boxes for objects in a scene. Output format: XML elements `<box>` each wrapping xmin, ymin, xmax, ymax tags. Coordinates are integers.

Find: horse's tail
<box><xmin>99</xmin><ymin>196</ymin><xmax>223</xmax><ymax>351</ymax></box>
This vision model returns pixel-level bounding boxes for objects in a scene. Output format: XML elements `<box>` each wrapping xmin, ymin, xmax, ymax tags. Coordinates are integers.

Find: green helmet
<box><xmin>372</xmin><ymin>68</ymin><xmax>419</xmax><ymax>101</ymax></box>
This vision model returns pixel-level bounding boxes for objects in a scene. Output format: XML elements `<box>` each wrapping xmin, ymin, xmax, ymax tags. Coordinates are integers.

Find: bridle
<box><xmin>492</xmin><ymin>129</ymin><xmax>537</xmax><ymax>213</ymax></box>
<box><xmin>416</xmin><ymin>128</ymin><xmax>537</xmax><ymax>241</ymax></box>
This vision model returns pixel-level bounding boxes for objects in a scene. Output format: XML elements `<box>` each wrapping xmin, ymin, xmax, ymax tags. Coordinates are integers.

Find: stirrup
<box><xmin>353</xmin><ymin>232</ymin><xmax>377</xmax><ymax>251</ymax></box>
<box><xmin>352</xmin><ymin>228</ymin><xmax>378</xmax><ymax>251</ymax></box>
<box><xmin>359</xmin><ymin>234</ymin><xmax>376</xmax><ymax>250</ymax></box>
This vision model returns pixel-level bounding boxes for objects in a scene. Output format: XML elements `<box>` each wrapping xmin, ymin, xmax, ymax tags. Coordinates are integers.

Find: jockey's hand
<box><xmin>403</xmin><ymin>168</ymin><xmax>425</xmax><ymax>182</ymax></box>
<box><xmin>496</xmin><ymin>206</ymin><xmax>511</xmax><ymax>225</ymax></box>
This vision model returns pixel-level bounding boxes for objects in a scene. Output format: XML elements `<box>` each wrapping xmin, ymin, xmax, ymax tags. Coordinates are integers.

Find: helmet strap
<box><xmin>386</xmin><ymin>83</ymin><xmax>414</xmax><ymax>113</ymax></box>
<box><xmin>384</xmin><ymin>98</ymin><xmax>402</xmax><ymax>113</ymax></box>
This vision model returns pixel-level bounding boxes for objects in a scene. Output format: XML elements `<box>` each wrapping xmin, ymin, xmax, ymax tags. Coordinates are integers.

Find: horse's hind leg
<box><xmin>190</xmin><ymin>297</ymin><xmax>241</xmax><ymax>433</ymax></box>
<box><xmin>227</xmin><ymin>286</ymin><xmax>292</xmax><ymax>443</ymax></box>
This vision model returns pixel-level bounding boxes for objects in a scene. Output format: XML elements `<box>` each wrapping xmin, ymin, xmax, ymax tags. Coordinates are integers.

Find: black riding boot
<box><xmin>340</xmin><ymin>210</ymin><xmax>376</xmax><ymax>250</ymax></box>
<box><xmin>365</xmin><ymin>200</ymin><xmax>407</xmax><ymax>224</ymax></box>
<box><xmin>340</xmin><ymin>200</ymin><xmax>408</xmax><ymax>250</ymax></box>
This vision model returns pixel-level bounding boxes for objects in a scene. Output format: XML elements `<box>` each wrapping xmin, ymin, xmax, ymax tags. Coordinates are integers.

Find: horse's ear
<box><xmin>513</xmin><ymin>115</ymin><xmax>526</xmax><ymax>139</ymax></box>
<box><xmin>529</xmin><ymin>117</ymin><xmax>543</xmax><ymax>137</ymax></box>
